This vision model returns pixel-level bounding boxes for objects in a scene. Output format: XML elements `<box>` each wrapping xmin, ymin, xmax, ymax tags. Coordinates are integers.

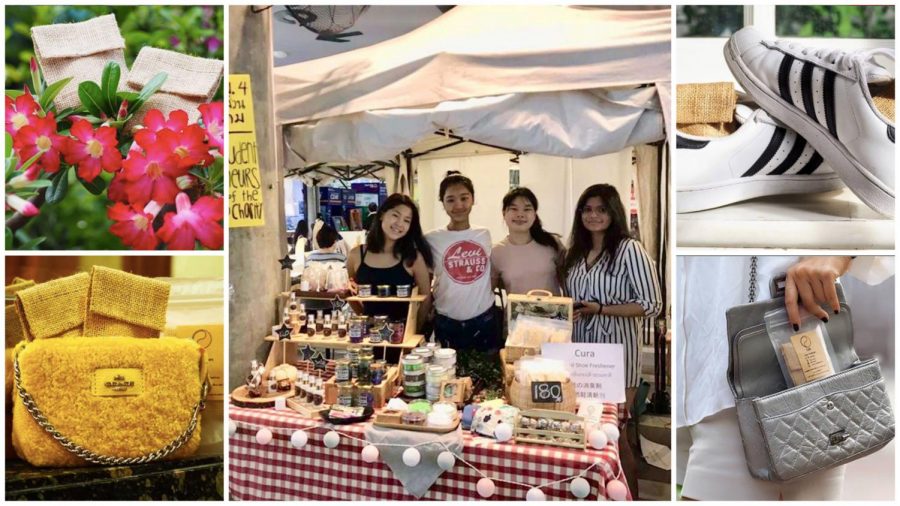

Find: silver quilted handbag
<box><xmin>725</xmin><ymin>267</ymin><xmax>895</xmax><ymax>482</ymax></box>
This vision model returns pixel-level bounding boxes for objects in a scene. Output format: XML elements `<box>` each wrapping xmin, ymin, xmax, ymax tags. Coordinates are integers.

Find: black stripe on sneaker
<box><xmin>768</xmin><ymin>136</ymin><xmax>807</xmax><ymax>175</ymax></box>
<box><xmin>796</xmin><ymin>152</ymin><xmax>824</xmax><ymax>175</ymax></box>
<box><xmin>889</xmin><ymin>125</ymin><xmax>895</xmax><ymax>144</ymax></box>
<box><xmin>742</xmin><ymin>127</ymin><xmax>786</xmax><ymax>177</ymax></box>
<box><xmin>676</xmin><ymin>136</ymin><xmax>710</xmax><ymax>149</ymax></box>
<box><xmin>778</xmin><ymin>54</ymin><xmax>795</xmax><ymax>103</ymax></box>
<box><xmin>823</xmin><ymin>70</ymin><xmax>838</xmax><ymax>139</ymax></box>
<box><xmin>800</xmin><ymin>62</ymin><xmax>817</xmax><ymax>121</ymax></box>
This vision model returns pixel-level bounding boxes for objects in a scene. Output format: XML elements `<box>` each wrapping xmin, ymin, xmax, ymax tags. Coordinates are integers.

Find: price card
<box><xmin>228</xmin><ymin>74</ymin><xmax>264</xmax><ymax>228</ymax></box>
<box><xmin>541</xmin><ymin>343</ymin><xmax>625</xmax><ymax>403</ymax></box>
<box><xmin>531</xmin><ymin>381</ymin><xmax>563</xmax><ymax>403</ymax></box>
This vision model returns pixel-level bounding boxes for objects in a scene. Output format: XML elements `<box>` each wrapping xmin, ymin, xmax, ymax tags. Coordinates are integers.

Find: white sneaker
<box><xmin>677</xmin><ymin>104</ymin><xmax>844</xmax><ymax>213</ymax></box>
<box><xmin>725</xmin><ymin>26</ymin><xmax>895</xmax><ymax>217</ymax></box>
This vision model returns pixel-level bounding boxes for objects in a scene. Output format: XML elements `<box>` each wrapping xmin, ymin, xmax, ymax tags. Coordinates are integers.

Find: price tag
<box><xmin>531</xmin><ymin>381</ymin><xmax>563</xmax><ymax>403</ymax></box>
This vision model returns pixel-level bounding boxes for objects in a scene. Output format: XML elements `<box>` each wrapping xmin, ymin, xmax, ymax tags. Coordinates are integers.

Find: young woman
<box><xmin>347</xmin><ymin>194</ymin><xmax>433</xmax><ymax>327</ymax></box>
<box><xmin>425</xmin><ymin>172</ymin><xmax>498</xmax><ymax>351</ymax></box>
<box><xmin>491</xmin><ymin>187</ymin><xmax>565</xmax><ymax>295</ymax></box>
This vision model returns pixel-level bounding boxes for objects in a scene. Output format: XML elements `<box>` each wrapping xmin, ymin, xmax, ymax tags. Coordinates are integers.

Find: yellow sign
<box><xmin>228</xmin><ymin>74</ymin><xmax>264</xmax><ymax>227</ymax></box>
<box><xmin>176</xmin><ymin>324</ymin><xmax>225</xmax><ymax>401</ymax></box>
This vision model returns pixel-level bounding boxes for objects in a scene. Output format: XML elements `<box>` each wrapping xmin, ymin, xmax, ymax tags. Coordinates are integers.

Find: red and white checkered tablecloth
<box><xmin>229</xmin><ymin>403</ymin><xmax>629</xmax><ymax>501</ymax></box>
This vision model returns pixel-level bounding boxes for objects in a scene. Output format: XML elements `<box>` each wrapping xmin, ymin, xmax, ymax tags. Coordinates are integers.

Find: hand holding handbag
<box><xmin>11</xmin><ymin>266</ymin><xmax>209</xmax><ymax>467</ymax></box>
<box><xmin>725</xmin><ymin>270</ymin><xmax>894</xmax><ymax>482</ymax></box>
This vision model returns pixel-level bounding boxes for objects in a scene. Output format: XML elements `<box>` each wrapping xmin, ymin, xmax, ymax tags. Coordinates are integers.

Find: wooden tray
<box><xmin>514</xmin><ymin>408</ymin><xmax>586</xmax><ymax>449</ymax></box>
<box><xmin>263</xmin><ymin>333</ymin><xmax>424</xmax><ymax>350</ymax></box>
<box><xmin>286</xmin><ymin>396</ymin><xmax>331</xmax><ymax>418</ymax></box>
<box><xmin>291</xmin><ymin>289</ymin><xmax>352</xmax><ymax>301</ymax></box>
<box><xmin>230</xmin><ymin>385</ymin><xmax>295</xmax><ymax>408</ymax></box>
<box><xmin>346</xmin><ymin>294</ymin><xmax>427</xmax><ymax>303</ymax></box>
<box><xmin>372</xmin><ymin>413</ymin><xmax>460</xmax><ymax>433</ymax></box>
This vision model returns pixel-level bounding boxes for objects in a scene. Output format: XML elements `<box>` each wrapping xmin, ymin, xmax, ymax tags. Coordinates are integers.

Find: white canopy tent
<box><xmin>274</xmin><ymin>5</ymin><xmax>671</xmax><ymax>321</ymax></box>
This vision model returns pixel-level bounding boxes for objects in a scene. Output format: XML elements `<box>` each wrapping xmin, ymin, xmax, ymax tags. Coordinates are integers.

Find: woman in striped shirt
<box><xmin>564</xmin><ymin>184</ymin><xmax>662</xmax><ymax>394</ymax></box>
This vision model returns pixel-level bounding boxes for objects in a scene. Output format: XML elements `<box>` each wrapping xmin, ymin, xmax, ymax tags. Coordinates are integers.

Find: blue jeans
<box><xmin>434</xmin><ymin>307</ymin><xmax>500</xmax><ymax>352</ymax></box>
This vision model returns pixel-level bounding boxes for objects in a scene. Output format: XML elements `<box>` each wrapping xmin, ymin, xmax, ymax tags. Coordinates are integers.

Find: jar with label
<box><xmin>348</xmin><ymin>345</ymin><xmax>361</xmax><ymax>380</ymax></box>
<box><xmin>335</xmin><ymin>359</ymin><xmax>351</xmax><ymax>384</ymax></box>
<box><xmin>370</xmin><ymin>362</ymin><xmax>385</xmax><ymax>385</ymax></box>
<box><xmin>426</xmin><ymin>365</ymin><xmax>447</xmax><ymax>402</ymax></box>
<box><xmin>357</xmin><ymin>350</ymin><xmax>373</xmax><ymax>385</ymax></box>
<box><xmin>349</xmin><ymin>317</ymin><xmax>365</xmax><ymax>343</ymax></box>
<box><xmin>330</xmin><ymin>313</ymin><xmax>339</xmax><ymax>333</ymax></box>
<box><xmin>402</xmin><ymin>354</ymin><xmax>426</xmax><ymax>398</ymax></box>
<box><xmin>322</xmin><ymin>315</ymin><xmax>333</xmax><ymax>337</ymax></box>
<box><xmin>367</xmin><ymin>331</ymin><xmax>383</xmax><ymax>344</ymax></box>
<box><xmin>413</xmin><ymin>347</ymin><xmax>433</xmax><ymax>364</ymax></box>
<box><xmin>396</xmin><ymin>284</ymin><xmax>411</xmax><ymax>298</ymax></box>
<box><xmin>356</xmin><ymin>385</ymin><xmax>373</xmax><ymax>408</ymax></box>
<box><xmin>306</xmin><ymin>315</ymin><xmax>317</xmax><ymax>336</ymax></box>
<box><xmin>338</xmin><ymin>384</ymin><xmax>354</xmax><ymax>407</ymax></box>
<box><xmin>313</xmin><ymin>376</ymin><xmax>324</xmax><ymax>406</ymax></box>
<box><xmin>357</xmin><ymin>284</ymin><xmax>373</xmax><ymax>297</ymax></box>
<box><xmin>433</xmin><ymin>348</ymin><xmax>457</xmax><ymax>379</ymax></box>
<box><xmin>315</xmin><ymin>314</ymin><xmax>324</xmax><ymax>333</ymax></box>
<box><xmin>377</xmin><ymin>284</ymin><xmax>392</xmax><ymax>297</ymax></box>
<box><xmin>390</xmin><ymin>322</ymin><xmax>405</xmax><ymax>345</ymax></box>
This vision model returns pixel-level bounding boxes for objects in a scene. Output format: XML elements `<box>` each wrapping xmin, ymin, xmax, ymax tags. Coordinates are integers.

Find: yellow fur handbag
<box><xmin>11</xmin><ymin>267</ymin><xmax>209</xmax><ymax>467</ymax></box>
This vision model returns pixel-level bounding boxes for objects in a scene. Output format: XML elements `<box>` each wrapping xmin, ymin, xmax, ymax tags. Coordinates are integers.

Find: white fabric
<box><xmin>426</xmin><ymin>227</ymin><xmax>494</xmax><ymax>320</ymax></box>
<box><xmin>275</xmin><ymin>5</ymin><xmax>671</xmax><ymax>124</ymax></box>
<box><xmin>676</xmin><ymin>256</ymin><xmax>893</xmax><ymax>428</ymax></box>
<box><xmin>682</xmin><ymin>407</ymin><xmax>845</xmax><ymax>500</ymax></box>
<box><xmin>283</xmin><ymin>89</ymin><xmax>664</xmax><ymax>164</ymax></box>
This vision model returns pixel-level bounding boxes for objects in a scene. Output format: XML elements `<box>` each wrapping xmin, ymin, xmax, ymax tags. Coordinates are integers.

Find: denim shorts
<box><xmin>433</xmin><ymin>307</ymin><xmax>500</xmax><ymax>352</ymax></box>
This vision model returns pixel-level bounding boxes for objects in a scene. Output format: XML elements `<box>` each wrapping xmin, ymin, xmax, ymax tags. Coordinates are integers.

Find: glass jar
<box><xmin>338</xmin><ymin>384</ymin><xmax>354</xmax><ymax>407</ymax></box>
<box><xmin>349</xmin><ymin>317</ymin><xmax>365</xmax><ymax>343</ymax></box>
<box><xmin>370</xmin><ymin>362</ymin><xmax>385</xmax><ymax>385</ymax></box>
<box><xmin>390</xmin><ymin>322</ymin><xmax>405</xmax><ymax>345</ymax></box>
<box><xmin>356</xmin><ymin>385</ymin><xmax>373</xmax><ymax>408</ymax></box>
<box><xmin>357</xmin><ymin>350</ymin><xmax>373</xmax><ymax>385</ymax></box>
<box><xmin>377</xmin><ymin>284</ymin><xmax>391</xmax><ymax>297</ymax></box>
<box><xmin>357</xmin><ymin>284</ymin><xmax>373</xmax><ymax>297</ymax></box>
<box><xmin>334</xmin><ymin>359</ymin><xmax>351</xmax><ymax>384</ymax></box>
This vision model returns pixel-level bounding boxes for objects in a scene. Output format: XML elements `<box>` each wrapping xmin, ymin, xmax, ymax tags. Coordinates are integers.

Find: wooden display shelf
<box><xmin>264</xmin><ymin>333</ymin><xmax>424</xmax><ymax>349</ymax></box>
<box><xmin>346</xmin><ymin>294</ymin><xmax>427</xmax><ymax>303</ymax></box>
<box><xmin>288</xmin><ymin>289</ymin><xmax>351</xmax><ymax>301</ymax></box>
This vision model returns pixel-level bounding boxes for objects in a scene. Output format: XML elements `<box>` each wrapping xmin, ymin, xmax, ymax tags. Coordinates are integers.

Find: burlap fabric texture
<box><xmin>31</xmin><ymin>14</ymin><xmax>128</xmax><ymax>111</ymax></box>
<box><xmin>14</xmin><ymin>273</ymin><xmax>89</xmax><ymax>341</ymax></box>
<box><xmin>83</xmin><ymin>266</ymin><xmax>170</xmax><ymax>338</ymax></box>
<box><xmin>126</xmin><ymin>47</ymin><xmax>224</xmax><ymax>129</ymax></box>
<box><xmin>676</xmin><ymin>82</ymin><xmax>738</xmax><ymax>138</ymax></box>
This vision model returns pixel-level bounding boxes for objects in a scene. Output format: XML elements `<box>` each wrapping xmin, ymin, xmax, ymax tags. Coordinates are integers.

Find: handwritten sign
<box><xmin>531</xmin><ymin>381</ymin><xmax>563</xmax><ymax>403</ymax></box>
<box><xmin>228</xmin><ymin>74</ymin><xmax>264</xmax><ymax>227</ymax></box>
<box><xmin>541</xmin><ymin>343</ymin><xmax>625</xmax><ymax>403</ymax></box>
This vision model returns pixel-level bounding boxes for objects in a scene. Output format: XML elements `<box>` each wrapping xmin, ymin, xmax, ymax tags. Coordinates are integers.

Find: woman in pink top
<box><xmin>491</xmin><ymin>187</ymin><xmax>565</xmax><ymax>296</ymax></box>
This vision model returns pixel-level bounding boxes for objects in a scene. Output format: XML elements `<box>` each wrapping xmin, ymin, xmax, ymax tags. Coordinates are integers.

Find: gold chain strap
<box><xmin>14</xmin><ymin>346</ymin><xmax>209</xmax><ymax>466</ymax></box>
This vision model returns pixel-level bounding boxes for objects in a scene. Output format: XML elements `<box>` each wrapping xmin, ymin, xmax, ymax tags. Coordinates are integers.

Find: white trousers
<box><xmin>681</xmin><ymin>407</ymin><xmax>845</xmax><ymax>501</ymax></box>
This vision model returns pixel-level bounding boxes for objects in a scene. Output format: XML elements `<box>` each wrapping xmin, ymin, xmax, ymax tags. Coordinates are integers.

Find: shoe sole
<box><xmin>677</xmin><ymin>173</ymin><xmax>844</xmax><ymax>213</ymax></box>
<box><xmin>724</xmin><ymin>39</ymin><xmax>895</xmax><ymax>217</ymax></box>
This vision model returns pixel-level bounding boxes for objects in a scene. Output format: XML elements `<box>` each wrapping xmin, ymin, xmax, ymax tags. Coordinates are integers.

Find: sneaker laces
<box><xmin>775</xmin><ymin>40</ymin><xmax>895</xmax><ymax>78</ymax></box>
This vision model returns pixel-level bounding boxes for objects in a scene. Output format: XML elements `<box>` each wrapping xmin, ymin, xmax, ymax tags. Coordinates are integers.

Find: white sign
<box><xmin>541</xmin><ymin>343</ymin><xmax>625</xmax><ymax>403</ymax></box>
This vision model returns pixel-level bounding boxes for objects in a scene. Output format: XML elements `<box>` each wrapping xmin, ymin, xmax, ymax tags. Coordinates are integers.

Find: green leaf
<box><xmin>20</xmin><ymin>179</ymin><xmax>53</xmax><ymax>189</ymax></box>
<box><xmin>5</xmin><ymin>228</ymin><xmax>13</xmax><ymax>249</ymax></box>
<box><xmin>77</xmin><ymin>81</ymin><xmax>104</xmax><ymax>117</ymax></box>
<box><xmin>19</xmin><ymin>236</ymin><xmax>46</xmax><ymax>250</ymax></box>
<box><xmin>78</xmin><ymin>174</ymin><xmax>107</xmax><ymax>195</ymax></box>
<box><xmin>6</xmin><ymin>89</ymin><xmax>25</xmax><ymax>99</ymax></box>
<box><xmin>38</xmin><ymin>77</ymin><xmax>73</xmax><ymax>112</ymax></box>
<box><xmin>5</xmin><ymin>132</ymin><xmax>12</xmax><ymax>158</ymax></box>
<box><xmin>100</xmin><ymin>62</ymin><xmax>121</xmax><ymax>113</ymax></box>
<box><xmin>16</xmin><ymin>150</ymin><xmax>44</xmax><ymax>174</ymax></box>
<box><xmin>116</xmin><ymin>91</ymin><xmax>139</xmax><ymax>102</ymax></box>
<box><xmin>45</xmin><ymin>166</ymin><xmax>69</xmax><ymax>204</ymax></box>
<box><xmin>129</xmin><ymin>72</ymin><xmax>167</xmax><ymax>114</ymax></box>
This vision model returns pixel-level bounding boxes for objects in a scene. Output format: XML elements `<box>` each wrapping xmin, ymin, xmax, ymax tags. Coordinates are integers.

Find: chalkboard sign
<box><xmin>531</xmin><ymin>381</ymin><xmax>563</xmax><ymax>403</ymax></box>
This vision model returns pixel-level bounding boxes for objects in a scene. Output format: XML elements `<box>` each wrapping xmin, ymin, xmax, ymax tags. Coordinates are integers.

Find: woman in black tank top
<box><xmin>347</xmin><ymin>194</ymin><xmax>433</xmax><ymax>330</ymax></box>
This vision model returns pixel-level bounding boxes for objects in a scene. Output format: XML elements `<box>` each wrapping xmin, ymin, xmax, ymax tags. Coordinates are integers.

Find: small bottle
<box><xmin>289</xmin><ymin>292</ymin><xmax>298</xmax><ymax>311</ymax></box>
<box><xmin>315</xmin><ymin>315</ymin><xmax>324</xmax><ymax>333</ymax></box>
<box><xmin>267</xmin><ymin>376</ymin><xmax>277</xmax><ymax>394</ymax></box>
<box><xmin>307</xmin><ymin>315</ymin><xmax>317</xmax><ymax>336</ymax></box>
<box><xmin>313</xmin><ymin>375</ymin><xmax>324</xmax><ymax>406</ymax></box>
<box><xmin>337</xmin><ymin>312</ymin><xmax>348</xmax><ymax>338</ymax></box>
<box><xmin>316</xmin><ymin>309</ymin><xmax>324</xmax><ymax>322</ymax></box>
<box><xmin>330</xmin><ymin>312</ymin><xmax>338</xmax><ymax>332</ymax></box>
<box><xmin>295</xmin><ymin>371</ymin><xmax>304</xmax><ymax>394</ymax></box>
<box><xmin>282</xmin><ymin>308</ymin><xmax>291</xmax><ymax>325</ymax></box>
<box><xmin>322</xmin><ymin>315</ymin><xmax>333</xmax><ymax>337</ymax></box>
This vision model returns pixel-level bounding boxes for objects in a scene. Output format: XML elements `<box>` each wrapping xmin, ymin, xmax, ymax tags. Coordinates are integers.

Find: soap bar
<box><xmin>789</xmin><ymin>326</ymin><xmax>835</xmax><ymax>383</ymax></box>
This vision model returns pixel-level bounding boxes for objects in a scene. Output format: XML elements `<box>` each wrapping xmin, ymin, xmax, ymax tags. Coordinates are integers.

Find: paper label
<box><xmin>93</xmin><ymin>369</ymin><xmax>143</xmax><ymax>397</ymax></box>
<box><xmin>790</xmin><ymin>327</ymin><xmax>835</xmax><ymax>382</ymax></box>
<box><xmin>176</xmin><ymin>324</ymin><xmax>224</xmax><ymax>401</ymax></box>
<box><xmin>228</xmin><ymin>74</ymin><xmax>264</xmax><ymax>228</ymax></box>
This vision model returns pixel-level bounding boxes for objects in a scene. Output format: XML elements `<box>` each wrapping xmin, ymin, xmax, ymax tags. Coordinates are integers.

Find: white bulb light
<box><xmin>323</xmin><ymin>430</ymin><xmax>340</xmax><ymax>449</ymax></box>
<box><xmin>228</xmin><ymin>420</ymin><xmax>237</xmax><ymax>436</ymax></box>
<box><xmin>256</xmin><ymin>428</ymin><xmax>273</xmax><ymax>445</ymax></box>
<box><xmin>290</xmin><ymin>430</ymin><xmax>308</xmax><ymax>449</ymax></box>
<box><xmin>477</xmin><ymin>477</ymin><xmax>496</xmax><ymax>498</ymax></box>
<box><xmin>526</xmin><ymin>487</ymin><xmax>546</xmax><ymax>501</ymax></box>
<box><xmin>361</xmin><ymin>445</ymin><xmax>380</xmax><ymax>463</ymax></box>
<box><xmin>494</xmin><ymin>422</ymin><xmax>513</xmax><ymax>442</ymax></box>
<box><xmin>570</xmin><ymin>477</ymin><xmax>590</xmax><ymax>499</ymax></box>
<box><xmin>588</xmin><ymin>429</ymin><xmax>608</xmax><ymax>449</ymax></box>
<box><xmin>402</xmin><ymin>447</ymin><xmax>421</xmax><ymax>467</ymax></box>
<box><xmin>602</xmin><ymin>423</ymin><xmax>620</xmax><ymax>441</ymax></box>
<box><xmin>606</xmin><ymin>479</ymin><xmax>628</xmax><ymax>501</ymax></box>
<box><xmin>437</xmin><ymin>451</ymin><xmax>456</xmax><ymax>470</ymax></box>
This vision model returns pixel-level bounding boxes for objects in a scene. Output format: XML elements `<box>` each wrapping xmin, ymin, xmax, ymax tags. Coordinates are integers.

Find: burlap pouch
<box><xmin>677</xmin><ymin>82</ymin><xmax>737</xmax><ymax>124</ymax></box>
<box><xmin>14</xmin><ymin>273</ymin><xmax>90</xmax><ymax>341</ymax></box>
<box><xmin>31</xmin><ymin>14</ymin><xmax>128</xmax><ymax>111</ymax></box>
<box><xmin>126</xmin><ymin>47</ymin><xmax>223</xmax><ymax>129</ymax></box>
<box><xmin>83</xmin><ymin>266</ymin><xmax>170</xmax><ymax>338</ymax></box>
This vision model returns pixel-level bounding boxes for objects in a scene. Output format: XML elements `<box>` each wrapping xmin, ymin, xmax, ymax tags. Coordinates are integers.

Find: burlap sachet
<box><xmin>14</xmin><ymin>273</ymin><xmax>89</xmax><ymax>341</ymax></box>
<box><xmin>83</xmin><ymin>266</ymin><xmax>170</xmax><ymax>338</ymax></box>
<box><xmin>126</xmin><ymin>47</ymin><xmax>223</xmax><ymax>129</ymax></box>
<box><xmin>31</xmin><ymin>14</ymin><xmax>128</xmax><ymax>111</ymax></box>
<box><xmin>676</xmin><ymin>82</ymin><xmax>737</xmax><ymax>124</ymax></box>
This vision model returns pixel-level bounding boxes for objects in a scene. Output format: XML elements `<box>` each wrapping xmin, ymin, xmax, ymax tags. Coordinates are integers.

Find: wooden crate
<box><xmin>323</xmin><ymin>366</ymin><xmax>399</xmax><ymax>409</ymax></box>
<box><xmin>504</xmin><ymin>290</ymin><xmax>572</xmax><ymax>363</ymax></box>
<box><xmin>514</xmin><ymin>408</ymin><xmax>586</xmax><ymax>449</ymax></box>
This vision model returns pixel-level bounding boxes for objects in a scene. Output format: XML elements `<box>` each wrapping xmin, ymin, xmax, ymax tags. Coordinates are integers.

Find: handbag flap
<box><xmin>13</xmin><ymin>337</ymin><xmax>203</xmax><ymax>466</ymax></box>
<box><xmin>86</xmin><ymin>266</ymin><xmax>170</xmax><ymax>333</ymax></box>
<box><xmin>15</xmin><ymin>273</ymin><xmax>89</xmax><ymax>340</ymax></box>
<box><xmin>127</xmin><ymin>47</ymin><xmax>224</xmax><ymax>98</ymax></box>
<box><xmin>726</xmin><ymin>283</ymin><xmax>858</xmax><ymax>399</ymax></box>
<box><xmin>31</xmin><ymin>14</ymin><xmax>125</xmax><ymax>59</ymax></box>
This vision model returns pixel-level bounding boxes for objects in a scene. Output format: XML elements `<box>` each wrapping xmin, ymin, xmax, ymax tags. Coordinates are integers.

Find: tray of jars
<box><xmin>286</xmin><ymin>396</ymin><xmax>330</xmax><ymax>418</ymax></box>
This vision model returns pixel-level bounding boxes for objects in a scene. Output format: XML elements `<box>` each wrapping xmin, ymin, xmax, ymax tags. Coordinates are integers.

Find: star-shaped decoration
<box><xmin>279</xmin><ymin>254</ymin><xmax>294</xmax><ymax>270</ymax></box>
<box><xmin>276</xmin><ymin>323</ymin><xmax>292</xmax><ymax>341</ymax></box>
<box><xmin>299</xmin><ymin>344</ymin><xmax>315</xmax><ymax>361</ymax></box>
<box><xmin>379</xmin><ymin>323</ymin><xmax>394</xmax><ymax>342</ymax></box>
<box><xmin>330</xmin><ymin>295</ymin><xmax>345</xmax><ymax>313</ymax></box>
<box><xmin>311</xmin><ymin>351</ymin><xmax>328</xmax><ymax>371</ymax></box>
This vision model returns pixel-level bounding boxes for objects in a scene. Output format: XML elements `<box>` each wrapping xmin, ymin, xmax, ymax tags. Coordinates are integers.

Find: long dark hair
<box><xmin>502</xmin><ymin>187</ymin><xmax>561</xmax><ymax>253</ymax></box>
<box><xmin>564</xmin><ymin>184</ymin><xmax>630</xmax><ymax>274</ymax></box>
<box><xmin>439</xmin><ymin>171</ymin><xmax>474</xmax><ymax>200</ymax></box>
<box><xmin>290</xmin><ymin>219</ymin><xmax>308</xmax><ymax>253</ymax></box>
<box><xmin>366</xmin><ymin>193</ymin><xmax>434</xmax><ymax>268</ymax></box>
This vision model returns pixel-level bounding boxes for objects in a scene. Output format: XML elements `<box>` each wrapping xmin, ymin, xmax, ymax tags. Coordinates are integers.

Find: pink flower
<box><xmin>121</xmin><ymin>143</ymin><xmax>184</xmax><ymax>206</ymax></box>
<box><xmin>6</xmin><ymin>92</ymin><xmax>41</xmax><ymax>136</ymax></box>
<box><xmin>157</xmin><ymin>192</ymin><xmax>223</xmax><ymax>250</ymax></box>
<box><xmin>198</xmin><ymin>102</ymin><xmax>224</xmax><ymax>152</ymax></box>
<box><xmin>108</xmin><ymin>201</ymin><xmax>160</xmax><ymax>250</ymax></box>
<box><xmin>149</xmin><ymin>126</ymin><xmax>214</xmax><ymax>170</ymax></box>
<box><xmin>108</xmin><ymin>172</ymin><xmax>129</xmax><ymax>202</ymax></box>
<box><xmin>205</xmin><ymin>36</ymin><xmax>222</xmax><ymax>53</ymax></box>
<box><xmin>139</xmin><ymin>109</ymin><xmax>190</xmax><ymax>139</ymax></box>
<box><xmin>63</xmin><ymin>120</ymin><xmax>123</xmax><ymax>182</ymax></box>
<box><xmin>12</xmin><ymin>113</ymin><xmax>66</xmax><ymax>178</ymax></box>
<box><xmin>5</xmin><ymin>194</ymin><xmax>39</xmax><ymax>217</ymax></box>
